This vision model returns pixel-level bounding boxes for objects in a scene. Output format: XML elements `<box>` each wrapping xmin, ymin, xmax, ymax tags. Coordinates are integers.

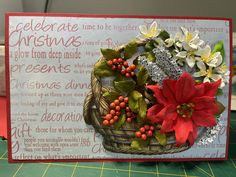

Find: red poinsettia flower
<box><xmin>146</xmin><ymin>72</ymin><xmax>221</xmax><ymax>146</ymax></box>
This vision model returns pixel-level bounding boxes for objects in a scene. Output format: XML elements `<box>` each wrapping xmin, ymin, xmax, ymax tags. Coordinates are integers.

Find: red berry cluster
<box><xmin>125</xmin><ymin>106</ymin><xmax>136</xmax><ymax>123</ymax></box>
<box><xmin>135</xmin><ymin>125</ymin><xmax>155</xmax><ymax>140</ymax></box>
<box><xmin>107</xmin><ymin>58</ymin><xmax>136</xmax><ymax>78</ymax></box>
<box><xmin>103</xmin><ymin>96</ymin><xmax>129</xmax><ymax>126</ymax></box>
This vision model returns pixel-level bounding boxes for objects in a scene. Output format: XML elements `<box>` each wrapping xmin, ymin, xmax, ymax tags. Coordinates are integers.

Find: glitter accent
<box><xmin>197</xmin><ymin>115</ymin><xmax>222</xmax><ymax>145</ymax></box>
<box><xmin>138</xmin><ymin>46</ymin><xmax>183</xmax><ymax>86</ymax></box>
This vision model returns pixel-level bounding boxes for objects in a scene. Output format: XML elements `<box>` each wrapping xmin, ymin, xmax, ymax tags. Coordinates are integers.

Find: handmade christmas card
<box><xmin>6</xmin><ymin>14</ymin><xmax>232</xmax><ymax>162</ymax></box>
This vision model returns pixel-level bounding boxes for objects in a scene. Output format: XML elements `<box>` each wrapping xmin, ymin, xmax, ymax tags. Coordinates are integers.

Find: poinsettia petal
<box><xmin>202</xmin><ymin>79</ymin><xmax>221</xmax><ymax>97</ymax></box>
<box><xmin>176</xmin><ymin>72</ymin><xmax>195</xmax><ymax>103</ymax></box>
<box><xmin>187</xmin><ymin>125</ymin><xmax>197</xmax><ymax>146</ymax></box>
<box><xmin>194</xmin><ymin>83</ymin><xmax>205</xmax><ymax>97</ymax></box>
<box><xmin>192</xmin><ymin>111</ymin><xmax>216</xmax><ymax>127</ymax></box>
<box><xmin>146</xmin><ymin>85</ymin><xmax>168</xmax><ymax>105</ymax></box>
<box><xmin>174</xmin><ymin>116</ymin><xmax>193</xmax><ymax>145</ymax></box>
<box><xmin>156</xmin><ymin>104</ymin><xmax>177</xmax><ymax>123</ymax></box>
<box><xmin>147</xmin><ymin>104</ymin><xmax>164</xmax><ymax>123</ymax></box>
<box><xmin>162</xmin><ymin>79</ymin><xmax>177</xmax><ymax>104</ymax></box>
<box><xmin>191</xmin><ymin>96</ymin><xmax>219</xmax><ymax>114</ymax></box>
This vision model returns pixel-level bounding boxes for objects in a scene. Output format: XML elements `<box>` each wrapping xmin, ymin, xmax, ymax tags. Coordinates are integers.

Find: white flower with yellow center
<box><xmin>193</xmin><ymin>61</ymin><xmax>229</xmax><ymax>88</ymax></box>
<box><xmin>137</xmin><ymin>21</ymin><xmax>160</xmax><ymax>40</ymax></box>
<box><xmin>165</xmin><ymin>33</ymin><xmax>182</xmax><ymax>48</ymax></box>
<box><xmin>175</xmin><ymin>50</ymin><xmax>196</xmax><ymax>68</ymax></box>
<box><xmin>179</xmin><ymin>27</ymin><xmax>204</xmax><ymax>51</ymax></box>
<box><xmin>195</xmin><ymin>45</ymin><xmax>222</xmax><ymax>67</ymax></box>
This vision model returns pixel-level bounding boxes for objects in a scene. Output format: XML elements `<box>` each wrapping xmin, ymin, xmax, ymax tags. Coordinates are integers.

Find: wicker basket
<box><xmin>83</xmin><ymin>41</ymin><xmax>190</xmax><ymax>155</ymax></box>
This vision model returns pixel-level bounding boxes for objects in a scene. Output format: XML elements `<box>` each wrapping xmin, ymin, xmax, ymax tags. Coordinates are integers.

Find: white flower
<box><xmin>193</xmin><ymin>60</ymin><xmax>229</xmax><ymax>88</ymax></box>
<box><xmin>179</xmin><ymin>27</ymin><xmax>204</xmax><ymax>51</ymax></box>
<box><xmin>195</xmin><ymin>45</ymin><xmax>222</xmax><ymax>67</ymax></box>
<box><xmin>165</xmin><ymin>33</ymin><xmax>182</xmax><ymax>48</ymax></box>
<box><xmin>175</xmin><ymin>51</ymin><xmax>196</xmax><ymax>68</ymax></box>
<box><xmin>137</xmin><ymin>21</ymin><xmax>160</xmax><ymax>40</ymax></box>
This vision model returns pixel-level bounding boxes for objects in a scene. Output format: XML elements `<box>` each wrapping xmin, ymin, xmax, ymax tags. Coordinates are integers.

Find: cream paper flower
<box><xmin>165</xmin><ymin>33</ymin><xmax>182</xmax><ymax>48</ymax></box>
<box><xmin>138</xmin><ymin>21</ymin><xmax>160</xmax><ymax>40</ymax></box>
<box><xmin>175</xmin><ymin>51</ymin><xmax>196</xmax><ymax>68</ymax></box>
<box><xmin>195</xmin><ymin>45</ymin><xmax>222</xmax><ymax>67</ymax></box>
<box><xmin>193</xmin><ymin>60</ymin><xmax>229</xmax><ymax>88</ymax></box>
<box><xmin>180</xmin><ymin>27</ymin><xmax>204</xmax><ymax>51</ymax></box>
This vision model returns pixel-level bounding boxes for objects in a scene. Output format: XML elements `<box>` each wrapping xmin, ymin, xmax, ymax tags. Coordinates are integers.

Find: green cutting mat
<box><xmin>0</xmin><ymin>112</ymin><xmax>235</xmax><ymax>177</ymax></box>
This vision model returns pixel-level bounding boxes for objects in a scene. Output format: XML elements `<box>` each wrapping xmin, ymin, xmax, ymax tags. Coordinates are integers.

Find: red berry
<box><xmin>131</xmin><ymin>72</ymin><xmax>135</xmax><ymax>76</ymax></box>
<box><xmin>126</xmin><ymin>112</ymin><xmax>131</xmax><ymax>117</ymax></box>
<box><xmin>105</xmin><ymin>114</ymin><xmax>112</xmax><ymax>120</ymax></box>
<box><xmin>141</xmin><ymin>134</ymin><xmax>147</xmax><ymax>140</ymax></box>
<box><xmin>126</xmin><ymin>67</ymin><xmax>131</xmax><ymax>73</ymax></box>
<box><xmin>135</xmin><ymin>131</ymin><xmax>141</xmax><ymax>138</ymax></box>
<box><xmin>123</xmin><ymin>61</ymin><xmax>129</xmax><ymax>67</ymax></box>
<box><xmin>130</xmin><ymin>64</ymin><xmax>136</xmax><ymax>70</ymax></box>
<box><xmin>110</xmin><ymin>109</ymin><xmax>116</xmax><ymax>116</ymax></box>
<box><xmin>103</xmin><ymin>120</ymin><xmax>109</xmax><ymax>125</ymax></box>
<box><xmin>144</xmin><ymin>125</ymin><xmax>150</xmax><ymax>130</ymax></box>
<box><xmin>124</xmin><ymin>97</ymin><xmax>128</xmax><ymax>103</ymax></box>
<box><xmin>116</xmin><ymin>111</ymin><xmax>121</xmax><ymax>116</ymax></box>
<box><xmin>125</xmin><ymin>107</ymin><xmax>130</xmax><ymax>112</ymax></box>
<box><xmin>118</xmin><ymin>58</ymin><xmax>123</xmax><ymax>63</ymax></box>
<box><xmin>140</xmin><ymin>127</ymin><xmax>145</xmax><ymax>133</ymax></box>
<box><xmin>127</xmin><ymin>118</ymin><xmax>132</xmax><ymax>122</ymax></box>
<box><xmin>150</xmin><ymin>126</ymin><xmax>155</xmax><ymax>131</ymax></box>
<box><xmin>125</xmin><ymin>73</ymin><xmax>131</xmax><ymax>78</ymax></box>
<box><xmin>110</xmin><ymin>119</ymin><xmax>115</xmax><ymax>124</ymax></box>
<box><xmin>115</xmin><ymin>106</ymin><xmax>121</xmax><ymax>111</ymax></box>
<box><xmin>121</xmin><ymin>70</ymin><xmax>126</xmax><ymax>75</ymax></box>
<box><xmin>113</xmin><ymin>116</ymin><xmax>119</xmax><ymax>121</ymax></box>
<box><xmin>120</xmin><ymin>102</ymin><xmax>126</xmax><ymax>108</ymax></box>
<box><xmin>146</xmin><ymin>130</ymin><xmax>153</xmax><ymax>137</ymax></box>
<box><xmin>114</xmin><ymin>99</ymin><xmax>120</xmax><ymax>105</ymax></box>
<box><xmin>110</xmin><ymin>102</ymin><xmax>115</xmax><ymax>108</ymax></box>
<box><xmin>111</xmin><ymin>65</ymin><xmax>117</xmax><ymax>70</ymax></box>
<box><xmin>117</xmin><ymin>65</ymin><xmax>122</xmax><ymax>70</ymax></box>
<box><xmin>118</xmin><ymin>96</ymin><xmax>124</xmax><ymax>101</ymax></box>
<box><xmin>107</xmin><ymin>60</ymin><xmax>113</xmax><ymax>66</ymax></box>
<box><xmin>112</xmin><ymin>59</ymin><xmax>118</xmax><ymax>64</ymax></box>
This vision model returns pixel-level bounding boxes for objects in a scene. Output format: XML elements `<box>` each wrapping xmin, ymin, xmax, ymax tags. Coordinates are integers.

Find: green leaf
<box><xmin>128</xmin><ymin>91</ymin><xmax>142</xmax><ymax>113</ymax></box>
<box><xmin>137</xmin><ymin>66</ymin><xmax>149</xmax><ymax>85</ymax></box>
<box><xmin>155</xmin><ymin>131</ymin><xmax>167</xmax><ymax>146</ymax></box>
<box><xmin>145</xmin><ymin>41</ymin><xmax>155</xmax><ymax>52</ymax></box>
<box><xmin>158</xmin><ymin>30</ymin><xmax>170</xmax><ymax>41</ymax></box>
<box><xmin>143</xmin><ymin>52</ymin><xmax>156</xmax><ymax>62</ymax></box>
<box><xmin>124</xmin><ymin>41</ymin><xmax>138</xmax><ymax>59</ymax></box>
<box><xmin>101</xmin><ymin>48</ymin><xmax>120</xmax><ymax>60</ymax></box>
<box><xmin>138</xmin><ymin>97</ymin><xmax>147</xmax><ymax>119</ymax></box>
<box><xmin>216</xmin><ymin>88</ymin><xmax>223</xmax><ymax>96</ymax></box>
<box><xmin>114</xmin><ymin>113</ymin><xmax>126</xmax><ymax>130</ymax></box>
<box><xmin>212</xmin><ymin>41</ymin><xmax>225</xmax><ymax>62</ymax></box>
<box><xmin>131</xmin><ymin>140</ymin><xmax>141</xmax><ymax>150</ymax></box>
<box><xmin>114</xmin><ymin>80</ymin><xmax>135</xmax><ymax>93</ymax></box>
<box><xmin>103</xmin><ymin>91</ymin><xmax>121</xmax><ymax>103</ymax></box>
<box><xmin>94</xmin><ymin>60</ymin><xmax>114</xmax><ymax>77</ymax></box>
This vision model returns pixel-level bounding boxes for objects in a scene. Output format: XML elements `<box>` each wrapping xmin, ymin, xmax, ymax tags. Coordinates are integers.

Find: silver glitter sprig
<box><xmin>197</xmin><ymin>115</ymin><xmax>222</xmax><ymax>145</ymax></box>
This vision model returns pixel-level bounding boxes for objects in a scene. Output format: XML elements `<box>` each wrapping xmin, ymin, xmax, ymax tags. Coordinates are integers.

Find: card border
<box><xmin>5</xmin><ymin>13</ymin><xmax>233</xmax><ymax>163</ymax></box>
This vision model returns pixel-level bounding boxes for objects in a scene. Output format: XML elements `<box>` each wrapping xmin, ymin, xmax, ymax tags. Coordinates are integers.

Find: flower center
<box><xmin>176</xmin><ymin>103</ymin><xmax>195</xmax><ymax>118</ymax></box>
<box><xmin>206</xmin><ymin>67</ymin><xmax>213</xmax><ymax>78</ymax></box>
<box><xmin>186</xmin><ymin>33</ymin><xmax>193</xmax><ymax>42</ymax></box>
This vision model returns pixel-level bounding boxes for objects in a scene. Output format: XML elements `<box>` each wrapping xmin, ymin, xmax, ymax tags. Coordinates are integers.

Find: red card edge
<box><xmin>4</xmin><ymin>13</ymin><xmax>232</xmax><ymax>163</ymax></box>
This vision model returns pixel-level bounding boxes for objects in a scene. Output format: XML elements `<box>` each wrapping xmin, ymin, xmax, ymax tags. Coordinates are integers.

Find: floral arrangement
<box><xmin>84</xmin><ymin>21</ymin><xmax>229</xmax><ymax>153</ymax></box>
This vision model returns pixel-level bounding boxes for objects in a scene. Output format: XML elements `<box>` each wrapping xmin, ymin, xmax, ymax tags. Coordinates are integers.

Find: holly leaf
<box><xmin>114</xmin><ymin>113</ymin><xmax>126</xmax><ymax>130</ymax></box>
<box><xmin>143</xmin><ymin>52</ymin><xmax>156</xmax><ymax>62</ymax></box>
<box><xmin>94</xmin><ymin>60</ymin><xmax>114</xmax><ymax>77</ymax></box>
<box><xmin>131</xmin><ymin>140</ymin><xmax>141</xmax><ymax>150</ymax></box>
<box><xmin>155</xmin><ymin>131</ymin><xmax>167</xmax><ymax>146</ymax></box>
<box><xmin>158</xmin><ymin>30</ymin><xmax>170</xmax><ymax>41</ymax></box>
<box><xmin>101</xmin><ymin>48</ymin><xmax>120</xmax><ymax>60</ymax></box>
<box><xmin>124</xmin><ymin>41</ymin><xmax>137</xmax><ymax>59</ymax></box>
<box><xmin>128</xmin><ymin>91</ymin><xmax>142</xmax><ymax>113</ymax></box>
<box><xmin>114</xmin><ymin>80</ymin><xmax>135</xmax><ymax>93</ymax></box>
<box><xmin>137</xmin><ymin>66</ymin><xmax>149</xmax><ymax>85</ymax></box>
<box><xmin>212</xmin><ymin>41</ymin><xmax>225</xmax><ymax>63</ymax></box>
<box><xmin>138</xmin><ymin>97</ymin><xmax>147</xmax><ymax>119</ymax></box>
<box><xmin>103</xmin><ymin>90</ymin><xmax>121</xmax><ymax>103</ymax></box>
